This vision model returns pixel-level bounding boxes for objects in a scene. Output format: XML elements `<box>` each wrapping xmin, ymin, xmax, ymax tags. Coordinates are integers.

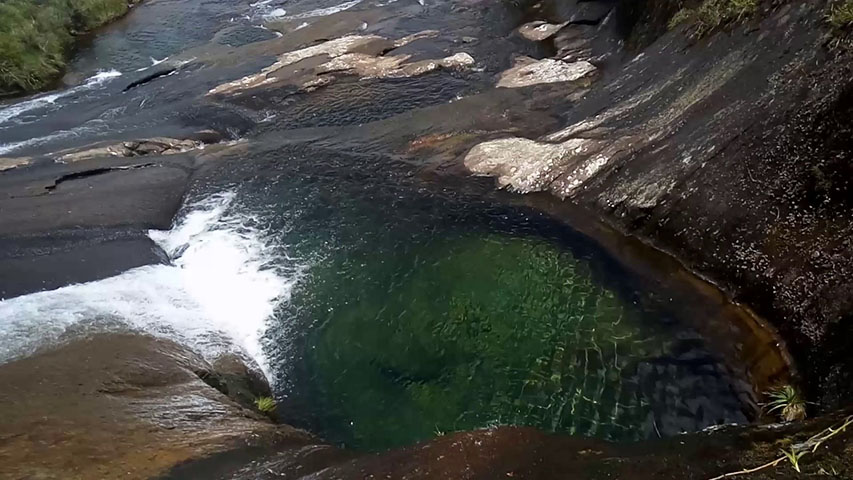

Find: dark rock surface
<box><xmin>0</xmin><ymin>150</ymin><xmax>197</xmax><ymax>297</ymax></box>
<box><xmin>0</xmin><ymin>231</ymin><xmax>167</xmax><ymax>299</ymax></box>
<box><xmin>464</xmin><ymin>0</ymin><xmax>853</xmax><ymax>408</ymax></box>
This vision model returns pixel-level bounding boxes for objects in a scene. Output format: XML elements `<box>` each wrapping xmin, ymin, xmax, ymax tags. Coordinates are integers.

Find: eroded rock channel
<box><xmin>0</xmin><ymin>0</ymin><xmax>851</xmax><ymax>478</ymax></box>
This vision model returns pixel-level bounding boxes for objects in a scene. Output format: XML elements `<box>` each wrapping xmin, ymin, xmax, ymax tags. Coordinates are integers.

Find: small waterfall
<box><xmin>0</xmin><ymin>70</ymin><xmax>122</xmax><ymax>126</ymax></box>
<box><xmin>0</xmin><ymin>192</ymin><xmax>295</xmax><ymax>380</ymax></box>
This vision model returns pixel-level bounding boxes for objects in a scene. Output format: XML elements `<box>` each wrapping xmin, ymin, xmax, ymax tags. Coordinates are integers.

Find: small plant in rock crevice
<box><xmin>765</xmin><ymin>385</ymin><xmax>807</xmax><ymax>422</ymax></box>
<box><xmin>781</xmin><ymin>446</ymin><xmax>806</xmax><ymax>473</ymax></box>
<box><xmin>707</xmin><ymin>415</ymin><xmax>853</xmax><ymax>480</ymax></box>
<box><xmin>828</xmin><ymin>0</ymin><xmax>853</xmax><ymax>30</ymax></box>
<box><xmin>255</xmin><ymin>396</ymin><xmax>277</xmax><ymax>413</ymax></box>
<box><xmin>668</xmin><ymin>0</ymin><xmax>759</xmax><ymax>34</ymax></box>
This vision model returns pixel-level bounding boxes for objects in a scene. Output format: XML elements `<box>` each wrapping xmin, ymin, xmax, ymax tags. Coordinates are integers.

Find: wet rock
<box><xmin>553</xmin><ymin>24</ymin><xmax>599</xmax><ymax>62</ymax></box>
<box><xmin>207</xmin><ymin>31</ymin><xmax>475</xmax><ymax>96</ymax></box>
<box><xmin>57</xmin><ymin>137</ymin><xmax>204</xmax><ymax>163</ymax></box>
<box><xmin>0</xmin><ymin>232</ymin><xmax>169</xmax><ymax>300</ymax></box>
<box><xmin>496</xmin><ymin>56</ymin><xmax>596</xmax><ymax>88</ymax></box>
<box><xmin>468</xmin><ymin>1</ymin><xmax>853</xmax><ymax>407</ymax></box>
<box><xmin>0</xmin><ymin>153</ymin><xmax>193</xmax><ymax>236</ymax></box>
<box><xmin>175</xmin><ymin>413</ymin><xmax>853</xmax><ymax>479</ymax></box>
<box><xmin>517</xmin><ymin>20</ymin><xmax>569</xmax><ymax>41</ymax></box>
<box><xmin>207</xmin><ymin>34</ymin><xmax>387</xmax><ymax>95</ymax></box>
<box><xmin>0</xmin><ymin>332</ymin><xmax>841</xmax><ymax>480</ymax></box>
<box><xmin>0</xmin><ymin>334</ymin><xmax>315</xmax><ymax>480</ymax></box>
<box><xmin>465</xmin><ymin>137</ymin><xmax>604</xmax><ymax>193</ymax></box>
<box><xmin>204</xmin><ymin>354</ymin><xmax>274</xmax><ymax>411</ymax></box>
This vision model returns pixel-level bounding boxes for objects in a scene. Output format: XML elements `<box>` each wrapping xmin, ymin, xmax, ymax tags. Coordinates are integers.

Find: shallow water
<box><xmin>0</xmin><ymin>0</ymin><xmax>767</xmax><ymax>455</ymax></box>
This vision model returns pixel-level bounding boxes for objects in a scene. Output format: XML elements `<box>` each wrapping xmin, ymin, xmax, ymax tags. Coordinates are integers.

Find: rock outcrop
<box><xmin>464</xmin><ymin>0</ymin><xmax>853</xmax><ymax>408</ymax></box>
<box><xmin>0</xmin><ymin>334</ymin><xmax>317</xmax><ymax>480</ymax></box>
<box><xmin>1</xmin><ymin>334</ymin><xmax>847</xmax><ymax>480</ymax></box>
<box><xmin>207</xmin><ymin>31</ymin><xmax>475</xmax><ymax>97</ymax></box>
<box><xmin>496</xmin><ymin>56</ymin><xmax>596</xmax><ymax>88</ymax></box>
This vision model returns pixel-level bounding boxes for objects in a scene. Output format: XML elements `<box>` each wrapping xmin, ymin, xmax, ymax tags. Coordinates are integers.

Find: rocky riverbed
<box><xmin>0</xmin><ymin>0</ymin><xmax>851</xmax><ymax>478</ymax></box>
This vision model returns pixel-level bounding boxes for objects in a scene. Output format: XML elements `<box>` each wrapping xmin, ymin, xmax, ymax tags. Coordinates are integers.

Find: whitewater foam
<box><xmin>253</xmin><ymin>0</ymin><xmax>363</xmax><ymax>21</ymax></box>
<box><xmin>0</xmin><ymin>120</ymin><xmax>104</xmax><ymax>155</ymax></box>
<box><xmin>283</xmin><ymin>0</ymin><xmax>363</xmax><ymax>20</ymax></box>
<box><xmin>0</xmin><ymin>70</ymin><xmax>121</xmax><ymax>126</ymax></box>
<box><xmin>0</xmin><ymin>192</ymin><xmax>295</xmax><ymax>380</ymax></box>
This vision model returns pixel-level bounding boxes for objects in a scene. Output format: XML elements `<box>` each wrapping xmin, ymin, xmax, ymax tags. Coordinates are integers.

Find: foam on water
<box><xmin>253</xmin><ymin>0</ymin><xmax>363</xmax><ymax>21</ymax></box>
<box><xmin>0</xmin><ymin>192</ymin><xmax>295</xmax><ymax>379</ymax></box>
<box><xmin>0</xmin><ymin>121</ymin><xmax>103</xmax><ymax>155</ymax></box>
<box><xmin>0</xmin><ymin>70</ymin><xmax>121</xmax><ymax>126</ymax></box>
<box><xmin>283</xmin><ymin>0</ymin><xmax>363</xmax><ymax>20</ymax></box>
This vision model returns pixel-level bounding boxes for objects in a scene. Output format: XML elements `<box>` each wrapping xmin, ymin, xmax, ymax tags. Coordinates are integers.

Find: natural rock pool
<box><xmin>174</xmin><ymin>143</ymin><xmax>765</xmax><ymax>451</ymax></box>
<box><xmin>0</xmin><ymin>0</ymin><xmax>803</xmax><ymax>467</ymax></box>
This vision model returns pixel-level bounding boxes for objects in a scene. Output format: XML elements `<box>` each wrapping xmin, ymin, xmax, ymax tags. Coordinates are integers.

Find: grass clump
<box><xmin>765</xmin><ymin>385</ymin><xmax>807</xmax><ymax>422</ymax></box>
<box><xmin>254</xmin><ymin>396</ymin><xmax>277</xmax><ymax>413</ymax></box>
<box><xmin>0</xmin><ymin>0</ymin><xmax>132</xmax><ymax>95</ymax></box>
<box><xmin>828</xmin><ymin>0</ymin><xmax>853</xmax><ymax>30</ymax></box>
<box><xmin>668</xmin><ymin>0</ymin><xmax>759</xmax><ymax>34</ymax></box>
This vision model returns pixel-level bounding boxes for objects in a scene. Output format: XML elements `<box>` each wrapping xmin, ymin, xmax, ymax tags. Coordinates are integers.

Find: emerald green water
<box><xmin>292</xmin><ymin>234</ymin><xmax>665</xmax><ymax>449</ymax></box>
<box><xmin>203</xmin><ymin>144</ymin><xmax>753</xmax><ymax>451</ymax></box>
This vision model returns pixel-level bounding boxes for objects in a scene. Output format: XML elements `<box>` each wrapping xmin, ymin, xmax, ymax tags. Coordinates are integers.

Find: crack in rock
<box><xmin>44</xmin><ymin>163</ymin><xmax>157</xmax><ymax>192</ymax></box>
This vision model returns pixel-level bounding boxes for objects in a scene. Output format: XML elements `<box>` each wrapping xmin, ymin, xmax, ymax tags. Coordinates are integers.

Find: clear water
<box><xmin>197</xmin><ymin>144</ymin><xmax>755</xmax><ymax>451</ymax></box>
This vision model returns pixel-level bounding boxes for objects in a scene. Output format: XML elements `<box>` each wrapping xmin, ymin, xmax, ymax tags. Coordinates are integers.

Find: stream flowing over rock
<box><xmin>0</xmin><ymin>0</ymin><xmax>851</xmax><ymax>478</ymax></box>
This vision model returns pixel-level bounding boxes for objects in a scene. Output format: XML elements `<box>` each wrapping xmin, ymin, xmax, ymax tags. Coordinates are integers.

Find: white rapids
<box><xmin>0</xmin><ymin>192</ymin><xmax>296</xmax><ymax>380</ymax></box>
<box><xmin>0</xmin><ymin>70</ymin><xmax>121</xmax><ymax>126</ymax></box>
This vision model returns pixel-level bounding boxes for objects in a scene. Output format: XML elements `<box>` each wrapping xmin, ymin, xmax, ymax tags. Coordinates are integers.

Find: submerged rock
<box><xmin>497</xmin><ymin>56</ymin><xmax>596</xmax><ymax>88</ymax></box>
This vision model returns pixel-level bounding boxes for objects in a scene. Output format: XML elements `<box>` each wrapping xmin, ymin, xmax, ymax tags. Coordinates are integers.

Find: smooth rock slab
<box><xmin>464</xmin><ymin>137</ymin><xmax>605</xmax><ymax>194</ymax></box>
<box><xmin>497</xmin><ymin>56</ymin><xmax>596</xmax><ymax>88</ymax></box>
<box><xmin>208</xmin><ymin>31</ymin><xmax>474</xmax><ymax>96</ymax></box>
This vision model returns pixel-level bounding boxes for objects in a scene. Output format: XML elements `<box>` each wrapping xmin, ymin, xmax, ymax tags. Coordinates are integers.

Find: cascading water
<box><xmin>0</xmin><ymin>192</ymin><xmax>296</xmax><ymax>379</ymax></box>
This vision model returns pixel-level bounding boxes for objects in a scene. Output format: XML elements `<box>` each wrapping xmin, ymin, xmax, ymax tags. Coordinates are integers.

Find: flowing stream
<box><xmin>0</xmin><ymin>0</ymin><xmax>779</xmax><ymax>453</ymax></box>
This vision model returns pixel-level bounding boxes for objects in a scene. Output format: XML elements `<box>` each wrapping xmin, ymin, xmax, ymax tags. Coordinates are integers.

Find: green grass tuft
<box><xmin>668</xmin><ymin>0</ymin><xmax>758</xmax><ymax>34</ymax></box>
<box><xmin>255</xmin><ymin>396</ymin><xmax>277</xmax><ymax>413</ymax></box>
<box><xmin>764</xmin><ymin>385</ymin><xmax>806</xmax><ymax>422</ymax></box>
<box><xmin>829</xmin><ymin>0</ymin><xmax>853</xmax><ymax>29</ymax></box>
<box><xmin>0</xmin><ymin>0</ymin><xmax>132</xmax><ymax>95</ymax></box>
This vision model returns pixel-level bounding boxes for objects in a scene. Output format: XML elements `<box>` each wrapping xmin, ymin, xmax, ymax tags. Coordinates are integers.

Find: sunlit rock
<box><xmin>496</xmin><ymin>57</ymin><xmax>596</xmax><ymax>88</ymax></box>
<box><xmin>208</xmin><ymin>31</ymin><xmax>474</xmax><ymax>96</ymax></box>
<box><xmin>517</xmin><ymin>20</ymin><xmax>568</xmax><ymax>42</ymax></box>
<box><xmin>464</xmin><ymin>137</ymin><xmax>605</xmax><ymax>194</ymax></box>
<box><xmin>0</xmin><ymin>157</ymin><xmax>31</xmax><ymax>172</ymax></box>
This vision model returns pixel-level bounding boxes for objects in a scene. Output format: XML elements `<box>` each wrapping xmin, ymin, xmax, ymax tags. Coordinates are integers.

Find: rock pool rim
<box><xmin>472</xmin><ymin>186</ymin><xmax>796</xmax><ymax>404</ymax></box>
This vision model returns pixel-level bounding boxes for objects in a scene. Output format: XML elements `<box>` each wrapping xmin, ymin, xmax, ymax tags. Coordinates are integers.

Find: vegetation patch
<box><xmin>765</xmin><ymin>385</ymin><xmax>807</xmax><ymax>422</ymax></box>
<box><xmin>829</xmin><ymin>0</ymin><xmax>853</xmax><ymax>30</ymax></box>
<box><xmin>668</xmin><ymin>0</ymin><xmax>759</xmax><ymax>34</ymax></box>
<box><xmin>0</xmin><ymin>0</ymin><xmax>132</xmax><ymax>95</ymax></box>
<box><xmin>254</xmin><ymin>396</ymin><xmax>277</xmax><ymax>413</ymax></box>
